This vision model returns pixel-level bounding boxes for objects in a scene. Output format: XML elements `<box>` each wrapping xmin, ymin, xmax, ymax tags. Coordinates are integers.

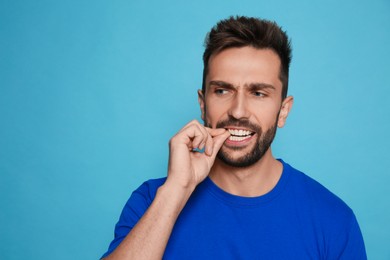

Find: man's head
<box><xmin>202</xmin><ymin>16</ymin><xmax>292</xmax><ymax>100</ymax></box>
<box><xmin>198</xmin><ymin>16</ymin><xmax>293</xmax><ymax>168</ymax></box>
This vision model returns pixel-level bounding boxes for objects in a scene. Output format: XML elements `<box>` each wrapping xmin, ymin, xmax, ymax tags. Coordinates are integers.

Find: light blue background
<box><xmin>1</xmin><ymin>0</ymin><xmax>389</xmax><ymax>259</ymax></box>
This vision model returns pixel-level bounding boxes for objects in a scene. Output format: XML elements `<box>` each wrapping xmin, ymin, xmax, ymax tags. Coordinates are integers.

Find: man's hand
<box><xmin>103</xmin><ymin>120</ymin><xmax>229</xmax><ymax>260</ymax></box>
<box><xmin>166</xmin><ymin>120</ymin><xmax>230</xmax><ymax>190</ymax></box>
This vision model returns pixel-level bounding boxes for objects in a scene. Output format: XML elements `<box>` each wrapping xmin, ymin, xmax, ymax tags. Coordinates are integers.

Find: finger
<box><xmin>206</xmin><ymin>127</ymin><xmax>228</xmax><ymax>137</ymax></box>
<box><xmin>179</xmin><ymin>123</ymin><xmax>208</xmax><ymax>150</ymax></box>
<box><xmin>210</xmin><ymin>130</ymin><xmax>230</xmax><ymax>158</ymax></box>
<box><xmin>192</xmin><ymin>124</ymin><xmax>211</xmax><ymax>150</ymax></box>
<box><xmin>178</xmin><ymin>119</ymin><xmax>201</xmax><ymax>133</ymax></box>
<box><xmin>204</xmin><ymin>128</ymin><xmax>228</xmax><ymax>154</ymax></box>
<box><xmin>203</xmin><ymin>128</ymin><xmax>230</xmax><ymax>156</ymax></box>
<box><xmin>196</xmin><ymin>125</ymin><xmax>210</xmax><ymax>150</ymax></box>
<box><xmin>203</xmin><ymin>130</ymin><xmax>214</xmax><ymax>156</ymax></box>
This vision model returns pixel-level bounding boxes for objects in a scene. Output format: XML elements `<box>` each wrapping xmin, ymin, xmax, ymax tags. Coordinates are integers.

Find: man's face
<box><xmin>198</xmin><ymin>47</ymin><xmax>293</xmax><ymax>167</ymax></box>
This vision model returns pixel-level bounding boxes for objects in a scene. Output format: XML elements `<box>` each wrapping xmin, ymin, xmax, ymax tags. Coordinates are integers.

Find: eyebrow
<box><xmin>208</xmin><ymin>80</ymin><xmax>275</xmax><ymax>91</ymax></box>
<box><xmin>209</xmin><ymin>80</ymin><xmax>235</xmax><ymax>89</ymax></box>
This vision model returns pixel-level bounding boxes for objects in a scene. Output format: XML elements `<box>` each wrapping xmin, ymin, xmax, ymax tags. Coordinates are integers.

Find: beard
<box><xmin>205</xmin><ymin>116</ymin><xmax>278</xmax><ymax>168</ymax></box>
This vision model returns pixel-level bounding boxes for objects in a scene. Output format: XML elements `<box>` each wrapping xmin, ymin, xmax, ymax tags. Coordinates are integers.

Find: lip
<box><xmin>224</xmin><ymin>126</ymin><xmax>255</xmax><ymax>131</ymax></box>
<box><xmin>224</xmin><ymin>126</ymin><xmax>255</xmax><ymax>136</ymax></box>
<box><xmin>224</xmin><ymin>132</ymin><xmax>256</xmax><ymax>147</ymax></box>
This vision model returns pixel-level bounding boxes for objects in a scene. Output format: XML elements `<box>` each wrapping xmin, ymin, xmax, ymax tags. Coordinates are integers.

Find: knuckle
<box><xmin>169</xmin><ymin>135</ymin><xmax>179</xmax><ymax>146</ymax></box>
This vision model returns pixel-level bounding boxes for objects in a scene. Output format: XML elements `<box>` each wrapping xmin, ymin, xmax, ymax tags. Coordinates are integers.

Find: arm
<box><xmin>103</xmin><ymin>120</ymin><xmax>230</xmax><ymax>260</ymax></box>
<box><xmin>332</xmin><ymin>213</ymin><xmax>367</xmax><ymax>260</ymax></box>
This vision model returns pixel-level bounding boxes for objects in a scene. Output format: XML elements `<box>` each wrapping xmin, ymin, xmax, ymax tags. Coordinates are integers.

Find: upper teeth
<box><xmin>228</xmin><ymin>129</ymin><xmax>252</xmax><ymax>136</ymax></box>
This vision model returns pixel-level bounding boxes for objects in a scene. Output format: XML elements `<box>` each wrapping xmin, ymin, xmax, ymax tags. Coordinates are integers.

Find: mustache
<box><xmin>215</xmin><ymin>117</ymin><xmax>261</xmax><ymax>133</ymax></box>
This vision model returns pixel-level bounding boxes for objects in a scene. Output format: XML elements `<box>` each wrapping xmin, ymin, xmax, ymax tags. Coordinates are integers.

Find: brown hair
<box><xmin>202</xmin><ymin>16</ymin><xmax>292</xmax><ymax>99</ymax></box>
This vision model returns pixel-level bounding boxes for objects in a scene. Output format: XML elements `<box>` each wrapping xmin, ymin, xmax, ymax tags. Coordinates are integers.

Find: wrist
<box><xmin>159</xmin><ymin>179</ymin><xmax>197</xmax><ymax>203</ymax></box>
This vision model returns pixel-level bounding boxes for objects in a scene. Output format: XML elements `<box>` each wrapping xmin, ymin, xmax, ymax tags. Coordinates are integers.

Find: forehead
<box><xmin>206</xmin><ymin>47</ymin><xmax>282</xmax><ymax>91</ymax></box>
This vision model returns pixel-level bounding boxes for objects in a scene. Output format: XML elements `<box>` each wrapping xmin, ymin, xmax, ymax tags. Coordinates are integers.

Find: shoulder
<box><xmin>101</xmin><ymin>178</ymin><xmax>168</xmax><ymax>258</ymax></box>
<box><xmin>282</xmin><ymin>160</ymin><xmax>354</xmax><ymax>220</ymax></box>
<box><xmin>129</xmin><ymin>177</ymin><xmax>167</xmax><ymax>204</ymax></box>
<box><xmin>116</xmin><ymin>178</ymin><xmax>167</xmax><ymax>226</ymax></box>
<box><xmin>282</xmin><ymin>161</ymin><xmax>367</xmax><ymax>258</ymax></box>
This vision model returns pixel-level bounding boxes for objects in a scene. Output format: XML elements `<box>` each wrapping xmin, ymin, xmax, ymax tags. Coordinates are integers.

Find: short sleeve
<box><xmin>101</xmin><ymin>178</ymin><xmax>166</xmax><ymax>258</ymax></box>
<box><xmin>328</xmin><ymin>212</ymin><xmax>367</xmax><ymax>260</ymax></box>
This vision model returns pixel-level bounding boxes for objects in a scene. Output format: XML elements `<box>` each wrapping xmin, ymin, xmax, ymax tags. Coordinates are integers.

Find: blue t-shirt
<box><xmin>102</xmin><ymin>160</ymin><xmax>366</xmax><ymax>259</ymax></box>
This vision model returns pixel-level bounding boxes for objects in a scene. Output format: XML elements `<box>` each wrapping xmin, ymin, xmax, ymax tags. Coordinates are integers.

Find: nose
<box><xmin>228</xmin><ymin>92</ymin><xmax>250</xmax><ymax>119</ymax></box>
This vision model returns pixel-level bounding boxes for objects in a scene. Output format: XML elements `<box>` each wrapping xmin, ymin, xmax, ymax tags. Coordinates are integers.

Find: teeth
<box><xmin>228</xmin><ymin>135</ymin><xmax>251</xmax><ymax>141</ymax></box>
<box><xmin>227</xmin><ymin>129</ymin><xmax>252</xmax><ymax>136</ymax></box>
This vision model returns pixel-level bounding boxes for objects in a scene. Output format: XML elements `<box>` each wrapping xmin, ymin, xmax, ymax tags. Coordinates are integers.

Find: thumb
<box><xmin>210</xmin><ymin>131</ymin><xmax>230</xmax><ymax>158</ymax></box>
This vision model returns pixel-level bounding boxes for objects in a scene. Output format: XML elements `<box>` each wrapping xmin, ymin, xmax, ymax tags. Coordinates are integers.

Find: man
<box><xmin>102</xmin><ymin>16</ymin><xmax>366</xmax><ymax>259</ymax></box>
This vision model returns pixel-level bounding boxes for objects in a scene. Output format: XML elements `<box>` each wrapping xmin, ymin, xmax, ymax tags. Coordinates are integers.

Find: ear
<box><xmin>277</xmin><ymin>96</ymin><xmax>294</xmax><ymax>128</ymax></box>
<box><xmin>198</xmin><ymin>89</ymin><xmax>206</xmax><ymax>121</ymax></box>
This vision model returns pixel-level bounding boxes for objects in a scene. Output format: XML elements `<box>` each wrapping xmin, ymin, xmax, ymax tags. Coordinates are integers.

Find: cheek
<box><xmin>205</xmin><ymin>102</ymin><xmax>227</xmax><ymax>125</ymax></box>
<box><xmin>251</xmin><ymin>104</ymin><xmax>281</xmax><ymax>126</ymax></box>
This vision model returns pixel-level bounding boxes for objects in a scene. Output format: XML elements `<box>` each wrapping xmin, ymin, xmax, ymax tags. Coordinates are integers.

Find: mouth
<box><xmin>226</xmin><ymin>128</ymin><xmax>255</xmax><ymax>142</ymax></box>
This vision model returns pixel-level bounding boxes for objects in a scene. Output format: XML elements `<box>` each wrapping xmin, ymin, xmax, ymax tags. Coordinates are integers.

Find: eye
<box><xmin>215</xmin><ymin>88</ymin><xmax>229</xmax><ymax>95</ymax></box>
<box><xmin>253</xmin><ymin>91</ymin><xmax>265</xmax><ymax>97</ymax></box>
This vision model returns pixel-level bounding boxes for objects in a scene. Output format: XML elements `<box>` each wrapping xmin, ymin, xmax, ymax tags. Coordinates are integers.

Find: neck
<box><xmin>209</xmin><ymin>149</ymin><xmax>283</xmax><ymax>197</ymax></box>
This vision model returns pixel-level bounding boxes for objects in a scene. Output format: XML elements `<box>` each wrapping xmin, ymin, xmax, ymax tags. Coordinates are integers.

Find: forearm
<box><xmin>103</xmin><ymin>182</ymin><xmax>195</xmax><ymax>260</ymax></box>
